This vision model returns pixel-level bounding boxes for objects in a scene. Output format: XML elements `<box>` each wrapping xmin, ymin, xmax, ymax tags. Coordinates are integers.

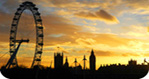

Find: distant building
<box><xmin>128</xmin><ymin>59</ymin><xmax>137</xmax><ymax>65</ymax></box>
<box><xmin>74</xmin><ymin>58</ymin><xmax>78</xmax><ymax>67</ymax></box>
<box><xmin>73</xmin><ymin>58</ymin><xmax>82</xmax><ymax>70</ymax></box>
<box><xmin>64</xmin><ymin>56</ymin><xmax>69</xmax><ymax>68</ymax></box>
<box><xmin>83</xmin><ymin>55</ymin><xmax>87</xmax><ymax>70</ymax></box>
<box><xmin>89</xmin><ymin>49</ymin><xmax>96</xmax><ymax>71</ymax></box>
<box><xmin>77</xmin><ymin>64</ymin><xmax>82</xmax><ymax>70</ymax></box>
<box><xmin>54</xmin><ymin>52</ymin><xmax>63</xmax><ymax>69</ymax></box>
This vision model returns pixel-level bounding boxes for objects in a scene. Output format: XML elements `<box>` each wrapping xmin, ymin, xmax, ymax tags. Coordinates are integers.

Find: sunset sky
<box><xmin>1</xmin><ymin>0</ymin><xmax>149</xmax><ymax>69</ymax></box>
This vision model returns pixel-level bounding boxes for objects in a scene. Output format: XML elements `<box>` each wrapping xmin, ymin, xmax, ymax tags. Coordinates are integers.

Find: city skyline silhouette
<box><xmin>1</xmin><ymin>49</ymin><xmax>149</xmax><ymax>79</ymax></box>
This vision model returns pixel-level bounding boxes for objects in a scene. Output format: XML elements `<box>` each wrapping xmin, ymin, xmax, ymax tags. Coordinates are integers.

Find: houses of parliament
<box><xmin>54</xmin><ymin>49</ymin><xmax>96</xmax><ymax>70</ymax></box>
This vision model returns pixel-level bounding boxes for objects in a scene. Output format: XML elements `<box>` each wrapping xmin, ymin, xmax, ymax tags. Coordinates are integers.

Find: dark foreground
<box><xmin>1</xmin><ymin>65</ymin><xmax>149</xmax><ymax>79</ymax></box>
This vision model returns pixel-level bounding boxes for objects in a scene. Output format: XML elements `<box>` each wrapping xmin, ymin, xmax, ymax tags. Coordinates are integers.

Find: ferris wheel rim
<box><xmin>9</xmin><ymin>1</ymin><xmax>44</xmax><ymax>68</ymax></box>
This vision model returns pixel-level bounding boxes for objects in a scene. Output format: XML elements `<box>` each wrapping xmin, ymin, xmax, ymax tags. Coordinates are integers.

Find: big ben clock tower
<box><xmin>89</xmin><ymin>49</ymin><xmax>96</xmax><ymax>71</ymax></box>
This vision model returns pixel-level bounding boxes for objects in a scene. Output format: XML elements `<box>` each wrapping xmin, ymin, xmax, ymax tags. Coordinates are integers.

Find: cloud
<box><xmin>0</xmin><ymin>12</ymin><xmax>12</xmax><ymax>42</ymax></box>
<box><xmin>83</xmin><ymin>25</ymin><xmax>100</xmax><ymax>32</ymax></box>
<box><xmin>49</xmin><ymin>0</ymin><xmax>100</xmax><ymax>9</ymax></box>
<box><xmin>122</xmin><ymin>53</ymin><xmax>140</xmax><ymax>57</ymax></box>
<box><xmin>143</xmin><ymin>53</ymin><xmax>149</xmax><ymax>57</ymax></box>
<box><xmin>125</xmin><ymin>0</ymin><xmax>149</xmax><ymax>9</ymax></box>
<box><xmin>75</xmin><ymin>10</ymin><xmax>119</xmax><ymax>24</ymax></box>
<box><xmin>94</xmin><ymin>50</ymin><xmax>141</xmax><ymax>57</ymax></box>
<box><xmin>119</xmin><ymin>25</ymin><xmax>149</xmax><ymax>40</ymax></box>
<box><xmin>42</xmin><ymin>15</ymin><xmax>82</xmax><ymax>34</ymax></box>
<box><xmin>94</xmin><ymin>50</ymin><xmax>117</xmax><ymax>56</ymax></box>
<box><xmin>76</xmin><ymin>38</ymin><xmax>96</xmax><ymax>45</ymax></box>
<box><xmin>71</xmin><ymin>33</ymin><xmax>125</xmax><ymax>48</ymax></box>
<box><xmin>116</xmin><ymin>0</ymin><xmax>149</xmax><ymax>15</ymax></box>
<box><xmin>55</xmin><ymin>9</ymin><xmax>72</xmax><ymax>15</ymax></box>
<box><xmin>41</xmin><ymin>14</ymin><xmax>83</xmax><ymax>46</ymax></box>
<box><xmin>62</xmin><ymin>50</ymin><xmax>69</xmax><ymax>54</ymax></box>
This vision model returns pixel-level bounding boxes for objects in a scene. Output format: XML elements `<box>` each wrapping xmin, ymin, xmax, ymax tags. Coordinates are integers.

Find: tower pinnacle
<box><xmin>89</xmin><ymin>49</ymin><xmax>96</xmax><ymax>71</ymax></box>
<box><xmin>64</xmin><ymin>56</ymin><xmax>69</xmax><ymax>68</ymax></box>
<box><xmin>83</xmin><ymin>55</ymin><xmax>87</xmax><ymax>70</ymax></box>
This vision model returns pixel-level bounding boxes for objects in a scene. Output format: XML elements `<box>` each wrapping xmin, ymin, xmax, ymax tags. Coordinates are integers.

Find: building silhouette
<box><xmin>83</xmin><ymin>55</ymin><xmax>87</xmax><ymax>70</ymax></box>
<box><xmin>74</xmin><ymin>58</ymin><xmax>78</xmax><ymax>67</ymax></box>
<box><xmin>89</xmin><ymin>49</ymin><xmax>96</xmax><ymax>71</ymax></box>
<box><xmin>64</xmin><ymin>56</ymin><xmax>69</xmax><ymax>68</ymax></box>
<box><xmin>128</xmin><ymin>59</ymin><xmax>137</xmax><ymax>65</ymax></box>
<box><xmin>54</xmin><ymin>52</ymin><xmax>63</xmax><ymax>69</ymax></box>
